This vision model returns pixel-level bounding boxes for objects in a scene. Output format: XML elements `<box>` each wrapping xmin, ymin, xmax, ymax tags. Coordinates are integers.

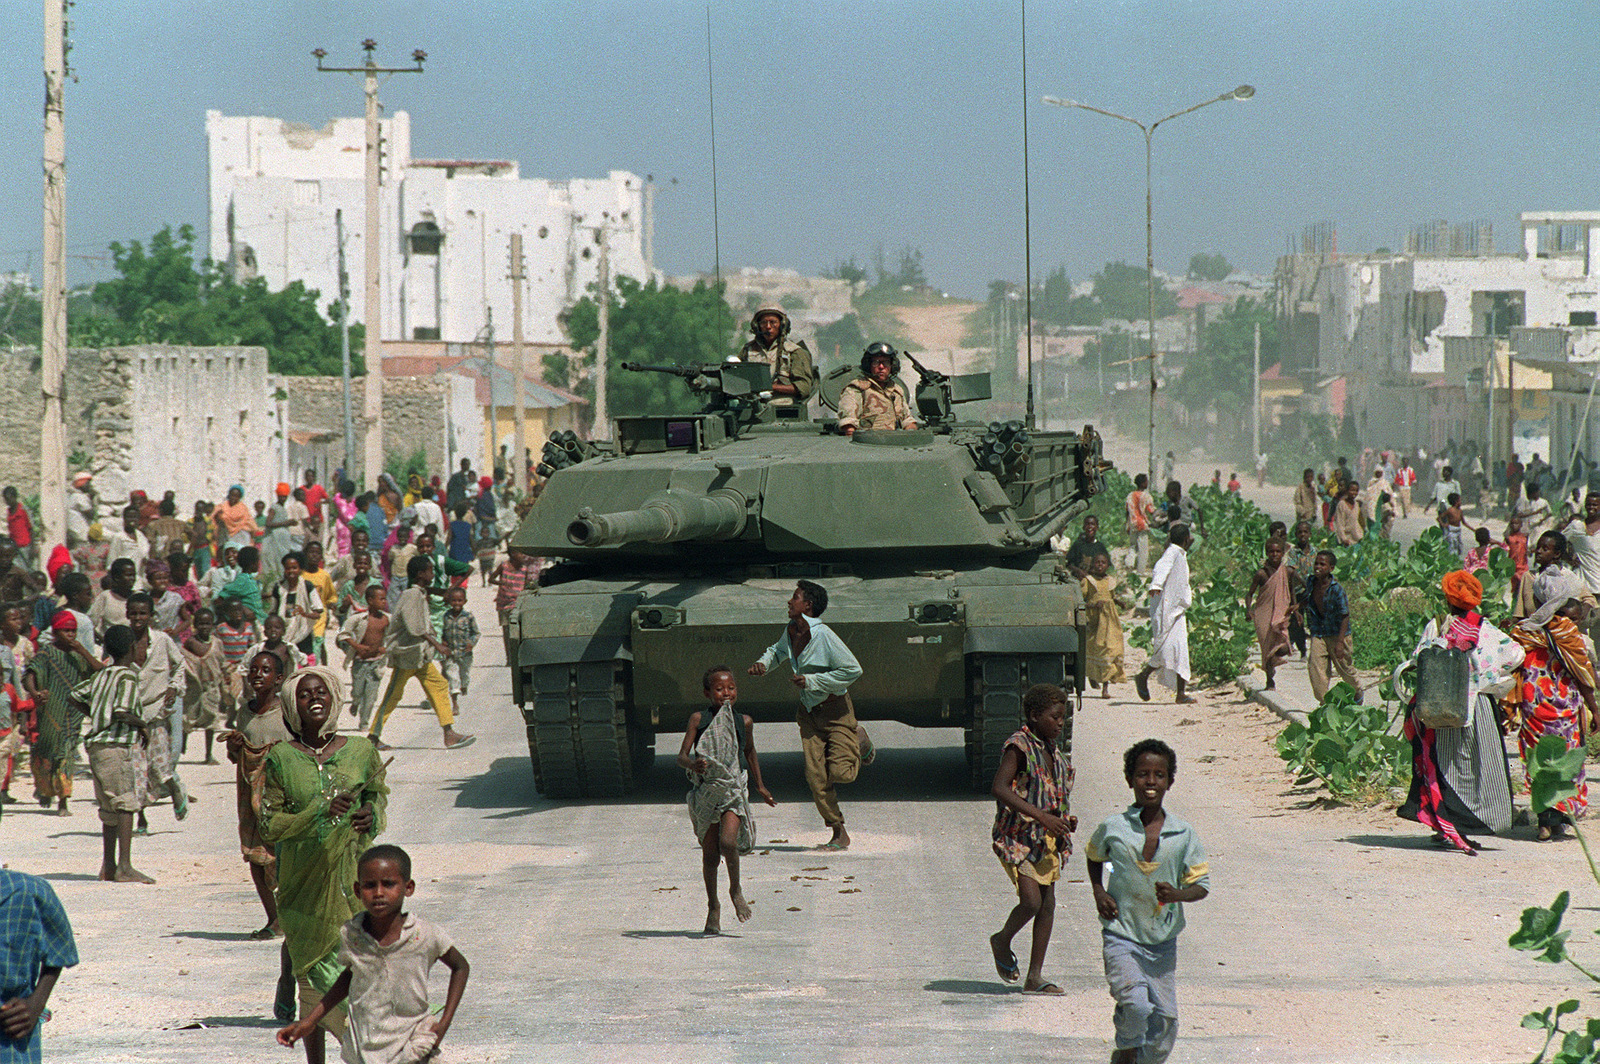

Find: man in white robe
<box><xmin>1135</xmin><ymin>524</ymin><xmax>1195</xmax><ymax>704</ymax></box>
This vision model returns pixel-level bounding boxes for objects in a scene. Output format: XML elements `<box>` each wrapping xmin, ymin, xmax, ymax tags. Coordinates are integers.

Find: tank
<box><xmin>507</xmin><ymin>355</ymin><xmax>1111</xmax><ymax>798</ymax></box>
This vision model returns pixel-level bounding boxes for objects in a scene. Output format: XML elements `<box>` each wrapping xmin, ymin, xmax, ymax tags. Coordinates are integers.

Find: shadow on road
<box><xmin>166</xmin><ymin>929</ymin><xmax>255</xmax><ymax>942</ymax></box>
<box><xmin>166</xmin><ymin>1015</ymin><xmax>281</xmax><ymax>1030</ymax></box>
<box><xmin>620</xmin><ymin>929</ymin><xmax>730</xmax><ymax>940</ymax></box>
<box><xmin>1337</xmin><ymin>833</ymin><xmax>1453</xmax><ymax>850</ymax></box>
<box><xmin>924</xmin><ymin>979</ymin><xmax>1013</xmax><ymax>996</ymax></box>
<box><xmin>446</xmin><ymin>756</ymin><xmax>552</xmax><ymax>814</ymax></box>
<box><xmin>619</xmin><ymin>746</ymin><xmax>984</xmax><ymax>807</ymax></box>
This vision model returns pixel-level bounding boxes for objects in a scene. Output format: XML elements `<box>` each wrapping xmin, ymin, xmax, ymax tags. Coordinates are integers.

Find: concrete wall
<box><xmin>282</xmin><ymin>374</ymin><xmax>485</xmax><ymax>482</ymax></box>
<box><xmin>0</xmin><ymin>344</ymin><xmax>282</xmax><ymax>513</ymax></box>
<box><xmin>207</xmin><ymin>111</ymin><xmax>649</xmax><ymax>348</ymax></box>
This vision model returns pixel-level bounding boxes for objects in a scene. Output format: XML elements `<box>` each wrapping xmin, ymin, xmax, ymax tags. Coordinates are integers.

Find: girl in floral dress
<box><xmin>1512</xmin><ymin>569</ymin><xmax>1600</xmax><ymax>840</ymax></box>
<box><xmin>988</xmin><ymin>684</ymin><xmax>1075</xmax><ymax>995</ymax></box>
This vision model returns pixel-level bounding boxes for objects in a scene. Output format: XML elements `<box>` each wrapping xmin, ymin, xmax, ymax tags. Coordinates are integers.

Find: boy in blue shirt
<box><xmin>748</xmin><ymin>580</ymin><xmax>867</xmax><ymax>850</ymax></box>
<box><xmin>1086</xmin><ymin>739</ymin><xmax>1209</xmax><ymax>1064</ymax></box>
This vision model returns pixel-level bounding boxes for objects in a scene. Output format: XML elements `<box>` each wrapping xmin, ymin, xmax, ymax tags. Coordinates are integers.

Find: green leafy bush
<box><xmin>1509</xmin><ymin>736</ymin><xmax>1600</xmax><ymax>1063</ymax></box>
<box><xmin>1274</xmin><ymin>683</ymin><xmax>1409</xmax><ymax>803</ymax></box>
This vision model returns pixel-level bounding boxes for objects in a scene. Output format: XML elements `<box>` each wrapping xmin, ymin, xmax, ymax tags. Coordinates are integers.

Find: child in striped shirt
<box><xmin>69</xmin><ymin>625</ymin><xmax>154</xmax><ymax>884</ymax></box>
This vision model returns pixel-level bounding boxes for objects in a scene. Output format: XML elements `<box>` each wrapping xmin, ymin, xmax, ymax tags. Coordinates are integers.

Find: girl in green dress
<box><xmin>260</xmin><ymin>665</ymin><xmax>388</xmax><ymax>1064</ymax></box>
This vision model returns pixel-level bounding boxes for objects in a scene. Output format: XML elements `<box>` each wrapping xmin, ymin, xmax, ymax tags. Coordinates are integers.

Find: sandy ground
<box><xmin>2</xmin><ymin>567</ymin><xmax>1592</xmax><ymax>1064</ymax></box>
<box><xmin>893</xmin><ymin>302</ymin><xmax>981</xmax><ymax>352</ymax></box>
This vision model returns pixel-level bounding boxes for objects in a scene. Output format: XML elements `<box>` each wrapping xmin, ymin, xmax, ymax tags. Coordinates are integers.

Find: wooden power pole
<box><xmin>39</xmin><ymin>0</ymin><xmax>67</xmax><ymax>548</ymax></box>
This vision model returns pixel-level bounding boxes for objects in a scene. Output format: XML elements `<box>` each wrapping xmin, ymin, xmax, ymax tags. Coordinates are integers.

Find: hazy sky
<box><xmin>2</xmin><ymin>1</ymin><xmax>1595</xmax><ymax>300</ymax></box>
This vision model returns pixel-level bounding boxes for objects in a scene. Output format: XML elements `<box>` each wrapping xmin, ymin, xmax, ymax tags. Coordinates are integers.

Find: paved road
<box><xmin>6</xmin><ymin>583</ymin><xmax>1587</xmax><ymax>1063</ymax></box>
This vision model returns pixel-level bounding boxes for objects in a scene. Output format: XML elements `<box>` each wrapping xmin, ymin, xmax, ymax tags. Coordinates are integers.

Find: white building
<box><xmin>206</xmin><ymin>111</ymin><xmax>651</xmax><ymax>348</ymax></box>
<box><xmin>1284</xmin><ymin>211</ymin><xmax>1600</xmax><ymax>459</ymax></box>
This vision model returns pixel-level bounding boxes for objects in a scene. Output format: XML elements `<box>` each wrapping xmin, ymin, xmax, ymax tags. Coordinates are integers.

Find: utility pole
<box><xmin>39</xmin><ymin>0</ymin><xmax>67</xmax><ymax>548</ymax></box>
<box><xmin>335</xmin><ymin>209</ymin><xmax>354</xmax><ymax>479</ymax></box>
<box><xmin>315</xmin><ymin>40</ymin><xmax>425</xmax><ymax>489</ymax></box>
<box><xmin>1251</xmin><ymin>321</ymin><xmax>1261</xmax><ymax>462</ymax></box>
<box><xmin>509</xmin><ymin>233</ymin><xmax>528</xmax><ymax>498</ymax></box>
<box><xmin>594</xmin><ymin>223</ymin><xmax>611</xmax><ymax>437</ymax></box>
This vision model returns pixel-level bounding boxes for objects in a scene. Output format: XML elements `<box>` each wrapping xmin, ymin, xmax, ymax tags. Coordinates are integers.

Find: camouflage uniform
<box><xmin>837</xmin><ymin>378</ymin><xmax>918</xmax><ymax>432</ymax></box>
<box><xmin>736</xmin><ymin>307</ymin><xmax>817</xmax><ymax>402</ymax></box>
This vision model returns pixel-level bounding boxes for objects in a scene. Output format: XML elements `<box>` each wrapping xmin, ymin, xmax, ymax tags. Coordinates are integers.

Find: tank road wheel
<box><xmin>525</xmin><ymin>661</ymin><xmax>637</xmax><ymax>798</ymax></box>
<box><xmin>964</xmin><ymin>653</ymin><xmax>1072</xmax><ymax>792</ymax></box>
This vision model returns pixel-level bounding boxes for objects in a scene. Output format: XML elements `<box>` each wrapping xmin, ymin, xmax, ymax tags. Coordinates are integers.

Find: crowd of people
<box><xmin>0</xmin><ymin>458</ymin><xmax>549</xmax><ymax>1062</ymax></box>
<box><xmin>1095</xmin><ymin>453</ymin><xmax>1600</xmax><ymax>863</ymax></box>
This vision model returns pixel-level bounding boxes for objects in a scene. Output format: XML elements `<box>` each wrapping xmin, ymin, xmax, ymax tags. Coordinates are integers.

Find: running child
<box><xmin>676</xmin><ymin>665</ymin><xmax>775</xmax><ymax>934</ymax></box>
<box><xmin>225</xmin><ymin>650</ymin><xmax>290</xmax><ymax>939</ymax></box>
<box><xmin>336</xmin><ymin>585</ymin><xmax>389</xmax><ymax>732</ymax></box>
<box><xmin>1087</xmin><ymin>739</ymin><xmax>1210</xmax><ymax>1064</ymax></box>
<box><xmin>182</xmin><ymin>607</ymin><xmax>235</xmax><ymax>764</ymax></box>
<box><xmin>988</xmin><ymin>684</ymin><xmax>1075</xmax><ymax>994</ymax></box>
<box><xmin>439</xmin><ymin>587</ymin><xmax>478</xmax><ymax>719</ymax></box>
<box><xmin>69</xmin><ymin>624</ymin><xmax>153</xmax><ymax>883</ymax></box>
<box><xmin>489</xmin><ymin>546</ymin><xmax>534</xmax><ymax>664</ymax></box>
<box><xmin>277</xmin><ymin>844</ymin><xmax>470</xmax><ymax>1063</ymax></box>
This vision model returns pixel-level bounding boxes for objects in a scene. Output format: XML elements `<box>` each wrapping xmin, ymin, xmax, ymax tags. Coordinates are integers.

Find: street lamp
<box><xmin>1042</xmin><ymin>86</ymin><xmax>1255</xmax><ymax>488</ymax></box>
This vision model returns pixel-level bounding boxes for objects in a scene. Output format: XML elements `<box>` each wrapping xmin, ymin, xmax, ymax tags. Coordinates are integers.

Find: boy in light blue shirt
<box><xmin>1086</xmin><ymin>738</ymin><xmax>1210</xmax><ymax>1064</ymax></box>
<box><xmin>748</xmin><ymin>579</ymin><xmax>867</xmax><ymax>850</ymax></box>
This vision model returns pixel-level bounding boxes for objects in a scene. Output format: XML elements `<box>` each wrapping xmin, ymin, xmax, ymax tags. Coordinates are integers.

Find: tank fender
<box><xmin>964</xmin><ymin>625</ymin><xmax>1079</xmax><ymax>655</ymax></box>
<box><xmin>518</xmin><ymin>635</ymin><xmax>632</xmax><ymax>668</ymax></box>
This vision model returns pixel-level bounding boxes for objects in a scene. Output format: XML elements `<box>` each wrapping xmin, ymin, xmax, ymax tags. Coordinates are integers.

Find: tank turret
<box><xmin>508</xmin><ymin>359</ymin><xmax>1110</xmax><ymax>799</ymax></box>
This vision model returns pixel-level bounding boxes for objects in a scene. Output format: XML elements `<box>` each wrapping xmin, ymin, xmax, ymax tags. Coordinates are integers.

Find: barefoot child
<box><xmin>1087</xmin><ymin>739</ymin><xmax>1210</xmax><ymax>1064</ymax></box>
<box><xmin>225</xmin><ymin>651</ymin><xmax>291</xmax><ymax>939</ymax></box>
<box><xmin>22</xmin><ymin>612</ymin><xmax>97</xmax><ymax>814</ymax></box>
<box><xmin>1081</xmin><ymin>553</ymin><xmax>1127</xmax><ymax>697</ymax></box>
<box><xmin>989</xmin><ymin>684</ymin><xmax>1075</xmax><ymax>994</ymax></box>
<box><xmin>182</xmin><ymin>607</ymin><xmax>235</xmax><ymax>764</ymax></box>
<box><xmin>677</xmin><ymin>666</ymin><xmax>776</xmax><ymax>934</ymax></box>
<box><xmin>1245</xmin><ymin>537</ymin><xmax>1296</xmax><ymax>691</ymax></box>
<box><xmin>69</xmin><ymin>625</ymin><xmax>154</xmax><ymax>884</ymax></box>
<box><xmin>438</xmin><ymin>587</ymin><xmax>478</xmax><ymax>719</ymax></box>
<box><xmin>277</xmin><ymin>845</ymin><xmax>469</xmax><ymax>1064</ymax></box>
<box><xmin>336</xmin><ymin>586</ymin><xmax>389</xmax><ymax>732</ymax></box>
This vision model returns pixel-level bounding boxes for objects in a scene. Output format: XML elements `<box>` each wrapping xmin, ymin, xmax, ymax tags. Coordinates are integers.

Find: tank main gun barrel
<box><xmin>566</xmin><ymin>488</ymin><xmax>748</xmax><ymax>547</ymax></box>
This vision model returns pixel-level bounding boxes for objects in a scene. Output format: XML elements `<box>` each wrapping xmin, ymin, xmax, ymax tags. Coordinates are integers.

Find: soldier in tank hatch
<box><xmin>735</xmin><ymin>305</ymin><xmax>817</xmax><ymax>404</ymax></box>
<box><xmin>837</xmin><ymin>342</ymin><xmax>919</xmax><ymax>435</ymax></box>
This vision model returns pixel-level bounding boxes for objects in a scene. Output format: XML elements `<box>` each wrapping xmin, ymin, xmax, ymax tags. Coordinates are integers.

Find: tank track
<box><xmin>965</xmin><ymin>653</ymin><xmax>1072</xmax><ymax>792</ymax></box>
<box><xmin>525</xmin><ymin>661</ymin><xmax>635</xmax><ymax>798</ymax></box>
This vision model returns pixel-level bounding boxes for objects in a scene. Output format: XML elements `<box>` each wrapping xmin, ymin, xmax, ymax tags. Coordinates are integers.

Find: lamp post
<box><xmin>1043</xmin><ymin>86</ymin><xmax>1254</xmax><ymax>487</ymax></box>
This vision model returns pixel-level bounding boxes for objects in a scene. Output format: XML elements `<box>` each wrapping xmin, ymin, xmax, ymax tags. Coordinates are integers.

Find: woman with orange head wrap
<box><xmin>1396</xmin><ymin>570</ymin><xmax>1524</xmax><ymax>854</ymax></box>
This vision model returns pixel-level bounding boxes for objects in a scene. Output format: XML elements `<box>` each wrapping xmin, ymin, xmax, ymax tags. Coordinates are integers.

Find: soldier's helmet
<box><xmin>860</xmin><ymin>341</ymin><xmax>901</xmax><ymax>377</ymax></box>
<box><xmin>749</xmin><ymin>306</ymin><xmax>790</xmax><ymax>337</ymax></box>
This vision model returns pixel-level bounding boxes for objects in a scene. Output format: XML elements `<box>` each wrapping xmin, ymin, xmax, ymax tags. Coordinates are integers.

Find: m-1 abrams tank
<box><xmin>507</xmin><ymin>354</ymin><xmax>1110</xmax><ymax>797</ymax></box>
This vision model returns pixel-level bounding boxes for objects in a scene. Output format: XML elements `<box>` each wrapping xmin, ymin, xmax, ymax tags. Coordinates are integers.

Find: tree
<box><xmin>71</xmin><ymin>224</ymin><xmax>362</xmax><ymax>375</ymax></box>
<box><xmin>814</xmin><ymin>313</ymin><xmax>866</xmax><ymax>366</ymax></box>
<box><xmin>1033</xmin><ymin>265</ymin><xmax>1102</xmax><ymax>328</ymax></box>
<box><xmin>560</xmin><ymin>276</ymin><xmax>739</xmax><ymax>420</ymax></box>
<box><xmin>823</xmin><ymin>258</ymin><xmax>867</xmax><ymax>285</ymax></box>
<box><xmin>1167</xmin><ymin>296</ymin><xmax>1277</xmax><ymax>416</ymax></box>
<box><xmin>895</xmin><ymin>246</ymin><xmax>926</xmax><ymax>289</ymax></box>
<box><xmin>1187</xmin><ymin>253</ymin><xmax>1232</xmax><ymax>282</ymax></box>
<box><xmin>1091</xmin><ymin>261</ymin><xmax>1177</xmax><ymax>322</ymax></box>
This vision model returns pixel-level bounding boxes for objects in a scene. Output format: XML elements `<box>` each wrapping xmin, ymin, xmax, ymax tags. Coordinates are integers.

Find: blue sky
<box><xmin>1</xmin><ymin>0</ymin><xmax>1594</xmax><ymax>299</ymax></box>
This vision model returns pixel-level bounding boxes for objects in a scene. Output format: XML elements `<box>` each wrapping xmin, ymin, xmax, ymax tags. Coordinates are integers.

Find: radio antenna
<box><xmin>1021</xmin><ymin>0</ymin><xmax>1036</xmax><ymax>430</ymax></box>
<box><xmin>706</xmin><ymin>6</ymin><xmax>723</xmax><ymax>304</ymax></box>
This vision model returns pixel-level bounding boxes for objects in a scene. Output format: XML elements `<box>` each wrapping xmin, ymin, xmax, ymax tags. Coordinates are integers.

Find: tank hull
<box><xmin>509</xmin><ymin>557</ymin><xmax>1085</xmax><ymax>797</ymax></box>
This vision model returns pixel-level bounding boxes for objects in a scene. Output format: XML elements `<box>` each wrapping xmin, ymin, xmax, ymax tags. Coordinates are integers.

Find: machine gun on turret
<box><xmin>620</xmin><ymin>360</ymin><xmax>775</xmax><ymax>419</ymax></box>
<box><xmin>900</xmin><ymin>352</ymin><xmax>993</xmax><ymax>426</ymax></box>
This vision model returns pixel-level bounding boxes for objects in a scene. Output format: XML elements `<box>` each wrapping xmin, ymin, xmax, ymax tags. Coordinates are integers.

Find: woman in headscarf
<box><xmin>403</xmin><ymin>473</ymin><xmax>425</xmax><ymax>508</ymax></box>
<box><xmin>259</xmin><ymin>665</ymin><xmax>388</xmax><ymax>1063</ymax></box>
<box><xmin>214</xmin><ymin>485</ymin><xmax>263</xmax><ymax>549</ymax></box>
<box><xmin>1396</xmin><ymin>571</ymin><xmax>1524</xmax><ymax>854</ymax></box>
<box><xmin>1511</xmin><ymin>568</ymin><xmax>1600</xmax><ymax>840</ymax></box>
<box><xmin>371</xmin><ymin>473</ymin><xmax>398</xmax><ymax>518</ymax></box>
